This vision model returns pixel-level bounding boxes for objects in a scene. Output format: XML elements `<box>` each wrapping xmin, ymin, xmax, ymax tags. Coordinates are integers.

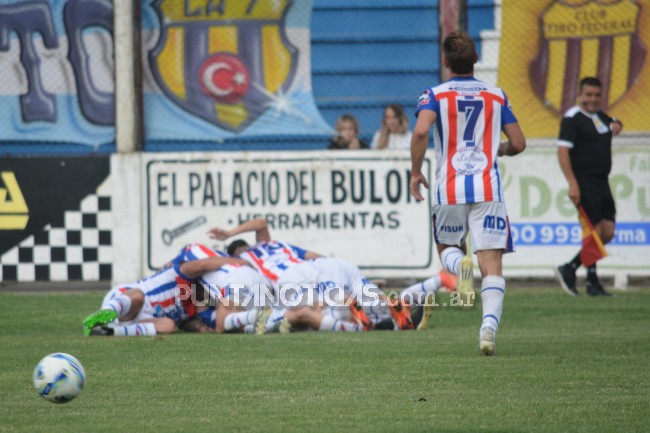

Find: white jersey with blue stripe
<box><xmin>241</xmin><ymin>241</ymin><xmax>308</xmax><ymax>283</ymax></box>
<box><xmin>131</xmin><ymin>243</ymin><xmax>207</xmax><ymax>323</ymax></box>
<box><xmin>415</xmin><ymin>76</ymin><xmax>518</xmax><ymax>205</ymax></box>
<box><xmin>198</xmin><ymin>249</ymin><xmax>271</xmax><ymax>302</ymax></box>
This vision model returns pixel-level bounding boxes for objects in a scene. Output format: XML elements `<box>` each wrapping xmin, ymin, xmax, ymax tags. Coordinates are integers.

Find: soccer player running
<box><xmin>554</xmin><ymin>77</ymin><xmax>622</xmax><ymax>297</ymax></box>
<box><xmin>409</xmin><ymin>30</ymin><xmax>526</xmax><ymax>355</ymax></box>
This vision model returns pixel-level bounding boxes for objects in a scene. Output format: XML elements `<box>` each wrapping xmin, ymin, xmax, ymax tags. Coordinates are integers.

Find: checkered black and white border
<box><xmin>0</xmin><ymin>191</ymin><xmax>113</xmax><ymax>282</ymax></box>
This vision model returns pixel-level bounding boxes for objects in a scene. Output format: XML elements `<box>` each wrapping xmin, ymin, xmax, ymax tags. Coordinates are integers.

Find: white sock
<box><xmin>318</xmin><ymin>315</ymin><xmax>360</xmax><ymax>332</ymax></box>
<box><xmin>112</xmin><ymin>322</ymin><xmax>157</xmax><ymax>336</ymax></box>
<box><xmin>441</xmin><ymin>247</ymin><xmax>464</xmax><ymax>275</ymax></box>
<box><xmin>400</xmin><ymin>275</ymin><xmax>441</xmax><ymax>304</ymax></box>
<box><xmin>224</xmin><ymin>309</ymin><xmax>259</xmax><ymax>331</ymax></box>
<box><xmin>480</xmin><ymin>275</ymin><xmax>505</xmax><ymax>331</ymax></box>
<box><xmin>104</xmin><ymin>294</ymin><xmax>132</xmax><ymax>318</ymax></box>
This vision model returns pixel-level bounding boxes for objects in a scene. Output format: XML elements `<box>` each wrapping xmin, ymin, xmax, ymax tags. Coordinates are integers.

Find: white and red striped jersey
<box><xmin>415</xmin><ymin>76</ymin><xmax>518</xmax><ymax>205</ymax></box>
<box><xmin>240</xmin><ymin>241</ymin><xmax>308</xmax><ymax>283</ymax></box>
<box><xmin>130</xmin><ymin>244</ymin><xmax>210</xmax><ymax>323</ymax></box>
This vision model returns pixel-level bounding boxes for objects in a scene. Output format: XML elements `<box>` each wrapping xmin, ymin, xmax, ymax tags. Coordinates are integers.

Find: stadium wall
<box><xmin>1</xmin><ymin>0</ymin><xmax>649</xmax><ymax>283</ymax></box>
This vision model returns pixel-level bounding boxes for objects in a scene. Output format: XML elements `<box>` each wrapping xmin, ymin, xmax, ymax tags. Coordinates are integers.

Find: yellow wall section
<box><xmin>499</xmin><ymin>0</ymin><xmax>650</xmax><ymax>136</ymax></box>
<box><xmin>209</xmin><ymin>26</ymin><xmax>237</xmax><ymax>54</ymax></box>
<box><xmin>578</xmin><ymin>38</ymin><xmax>599</xmax><ymax>82</ymax></box>
<box><xmin>545</xmin><ymin>40</ymin><xmax>567</xmax><ymax>110</ymax></box>
<box><xmin>262</xmin><ymin>26</ymin><xmax>290</xmax><ymax>93</ymax></box>
<box><xmin>610</xmin><ymin>35</ymin><xmax>632</xmax><ymax>104</ymax></box>
<box><xmin>158</xmin><ymin>27</ymin><xmax>186</xmax><ymax>100</ymax></box>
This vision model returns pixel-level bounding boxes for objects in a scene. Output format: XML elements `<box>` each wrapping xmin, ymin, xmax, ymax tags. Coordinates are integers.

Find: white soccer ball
<box><xmin>33</xmin><ymin>353</ymin><xmax>86</xmax><ymax>403</ymax></box>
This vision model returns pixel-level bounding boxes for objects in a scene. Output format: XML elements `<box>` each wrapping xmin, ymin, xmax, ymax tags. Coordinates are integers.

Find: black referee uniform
<box><xmin>558</xmin><ymin>106</ymin><xmax>616</xmax><ymax>225</ymax></box>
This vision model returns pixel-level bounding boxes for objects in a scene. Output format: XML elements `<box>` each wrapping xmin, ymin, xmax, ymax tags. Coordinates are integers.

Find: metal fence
<box><xmin>0</xmin><ymin>0</ymin><xmax>648</xmax><ymax>155</ymax></box>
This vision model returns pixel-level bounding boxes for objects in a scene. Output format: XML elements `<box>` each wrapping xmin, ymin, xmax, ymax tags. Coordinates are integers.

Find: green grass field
<box><xmin>1</xmin><ymin>288</ymin><xmax>649</xmax><ymax>433</ymax></box>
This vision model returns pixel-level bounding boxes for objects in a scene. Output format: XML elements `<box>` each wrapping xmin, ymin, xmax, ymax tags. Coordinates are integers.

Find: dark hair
<box><xmin>443</xmin><ymin>30</ymin><xmax>477</xmax><ymax>74</ymax></box>
<box><xmin>579</xmin><ymin>77</ymin><xmax>602</xmax><ymax>91</ymax></box>
<box><xmin>336</xmin><ymin>113</ymin><xmax>360</xmax><ymax>135</ymax></box>
<box><xmin>227</xmin><ymin>239</ymin><xmax>249</xmax><ymax>257</ymax></box>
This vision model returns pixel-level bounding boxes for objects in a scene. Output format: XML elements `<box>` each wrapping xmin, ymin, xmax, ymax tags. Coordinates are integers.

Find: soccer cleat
<box><xmin>416</xmin><ymin>293</ymin><xmax>435</xmax><ymax>331</ymax></box>
<box><xmin>586</xmin><ymin>280</ymin><xmax>612</xmax><ymax>297</ymax></box>
<box><xmin>439</xmin><ymin>270</ymin><xmax>458</xmax><ymax>292</ymax></box>
<box><xmin>89</xmin><ymin>326</ymin><xmax>115</xmax><ymax>336</ymax></box>
<box><xmin>83</xmin><ymin>309</ymin><xmax>118</xmax><ymax>336</ymax></box>
<box><xmin>479</xmin><ymin>326</ymin><xmax>497</xmax><ymax>356</ymax></box>
<box><xmin>457</xmin><ymin>255</ymin><xmax>474</xmax><ymax>292</ymax></box>
<box><xmin>554</xmin><ymin>264</ymin><xmax>578</xmax><ymax>297</ymax></box>
<box><xmin>348</xmin><ymin>300</ymin><xmax>373</xmax><ymax>331</ymax></box>
<box><xmin>255</xmin><ymin>306</ymin><xmax>272</xmax><ymax>335</ymax></box>
<box><xmin>388</xmin><ymin>300</ymin><xmax>413</xmax><ymax>330</ymax></box>
<box><xmin>457</xmin><ymin>255</ymin><xmax>474</xmax><ymax>307</ymax></box>
<box><xmin>278</xmin><ymin>319</ymin><xmax>292</xmax><ymax>334</ymax></box>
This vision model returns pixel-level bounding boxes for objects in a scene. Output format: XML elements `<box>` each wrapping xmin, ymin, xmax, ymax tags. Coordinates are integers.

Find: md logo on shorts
<box><xmin>483</xmin><ymin>215</ymin><xmax>506</xmax><ymax>234</ymax></box>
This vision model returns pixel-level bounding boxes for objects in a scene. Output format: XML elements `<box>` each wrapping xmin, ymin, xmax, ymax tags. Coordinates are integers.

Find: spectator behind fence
<box><xmin>328</xmin><ymin>113</ymin><xmax>369</xmax><ymax>150</ymax></box>
<box><xmin>371</xmin><ymin>104</ymin><xmax>412</xmax><ymax>150</ymax></box>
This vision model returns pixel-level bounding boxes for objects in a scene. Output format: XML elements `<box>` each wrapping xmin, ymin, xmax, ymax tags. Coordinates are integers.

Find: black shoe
<box><xmin>90</xmin><ymin>325</ymin><xmax>115</xmax><ymax>336</ymax></box>
<box><xmin>586</xmin><ymin>281</ymin><xmax>612</xmax><ymax>297</ymax></box>
<box><xmin>373</xmin><ymin>318</ymin><xmax>395</xmax><ymax>331</ymax></box>
<box><xmin>554</xmin><ymin>264</ymin><xmax>578</xmax><ymax>296</ymax></box>
<box><xmin>410</xmin><ymin>305</ymin><xmax>424</xmax><ymax>329</ymax></box>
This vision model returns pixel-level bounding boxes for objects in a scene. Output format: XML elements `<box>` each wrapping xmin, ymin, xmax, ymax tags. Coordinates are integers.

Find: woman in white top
<box><xmin>370</xmin><ymin>104</ymin><xmax>413</xmax><ymax>150</ymax></box>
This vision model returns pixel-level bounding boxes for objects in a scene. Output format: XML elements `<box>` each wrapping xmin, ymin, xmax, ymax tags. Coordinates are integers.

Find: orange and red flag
<box><xmin>577</xmin><ymin>205</ymin><xmax>607</xmax><ymax>267</ymax></box>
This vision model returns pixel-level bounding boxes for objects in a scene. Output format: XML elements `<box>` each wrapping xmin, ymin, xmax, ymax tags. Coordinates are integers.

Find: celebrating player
<box><xmin>83</xmin><ymin>243</ymin><xmax>248</xmax><ymax>337</ymax></box>
<box><xmin>409</xmin><ymin>30</ymin><xmax>526</xmax><ymax>355</ymax></box>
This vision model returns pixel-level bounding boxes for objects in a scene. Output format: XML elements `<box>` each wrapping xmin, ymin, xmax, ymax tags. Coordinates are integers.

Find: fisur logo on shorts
<box><xmin>149</xmin><ymin>0</ymin><xmax>298</xmax><ymax>132</ymax></box>
<box><xmin>483</xmin><ymin>215</ymin><xmax>506</xmax><ymax>233</ymax></box>
<box><xmin>439</xmin><ymin>225</ymin><xmax>464</xmax><ymax>233</ymax></box>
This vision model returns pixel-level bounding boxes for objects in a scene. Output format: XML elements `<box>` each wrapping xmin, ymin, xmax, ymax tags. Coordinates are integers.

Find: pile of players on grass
<box><xmin>83</xmin><ymin>218</ymin><xmax>458</xmax><ymax>337</ymax></box>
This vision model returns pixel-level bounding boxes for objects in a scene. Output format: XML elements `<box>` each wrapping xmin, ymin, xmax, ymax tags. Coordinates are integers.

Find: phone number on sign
<box><xmin>509</xmin><ymin>223</ymin><xmax>582</xmax><ymax>246</ymax></box>
<box><xmin>509</xmin><ymin>222</ymin><xmax>649</xmax><ymax>246</ymax></box>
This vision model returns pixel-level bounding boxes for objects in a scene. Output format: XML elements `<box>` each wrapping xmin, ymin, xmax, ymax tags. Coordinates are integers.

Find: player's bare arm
<box><xmin>179</xmin><ymin>256</ymin><xmax>249</xmax><ymax>279</ymax></box>
<box><xmin>208</xmin><ymin>218</ymin><xmax>271</xmax><ymax>243</ymax></box>
<box><xmin>410</xmin><ymin>109</ymin><xmax>436</xmax><ymax>201</ymax></box>
<box><xmin>304</xmin><ymin>251</ymin><xmax>323</xmax><ymax>260</ymax></box>
<box><xmin>498</xmin><ymin>123</ymin><xmax>526</xmax><ymax>156</ymax></box>
<box><xmin>557</xmin><ymin>146</ymin><xmax>580</xmax><ymax>205</ymax></box>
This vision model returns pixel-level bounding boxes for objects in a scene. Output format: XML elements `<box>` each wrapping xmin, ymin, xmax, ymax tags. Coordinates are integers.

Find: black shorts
<box><xmin>577</xmin><ymin>176</ymin><xmax>616</xmax><ymax>224</ymax></box>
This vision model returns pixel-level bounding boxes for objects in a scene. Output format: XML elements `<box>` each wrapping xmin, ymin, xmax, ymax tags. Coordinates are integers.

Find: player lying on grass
<box><xmin>210</xmin><ymin>219</ymin><xmax>369</xmax><ymax>333</ymax></box>
<box><xmin>211</xmin><ymin>218</ymin><xmax>457</xmax><ymax>333</ymax></box>
<box><xmin>190</xmin><ymin>246</ymin><xmax>274</xmax><ymax>334</ymax></box>
<box><xmin>312</xmin><ymin>256</ymin><xmax>458</xmax><ymax>331</ymax></box>
<box><xmin>83</xmin><ymin>243</ymin><xmax>248</xmax><ymax>337</ymax></box>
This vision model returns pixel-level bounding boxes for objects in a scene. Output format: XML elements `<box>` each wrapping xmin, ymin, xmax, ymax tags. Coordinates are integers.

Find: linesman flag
<box><xmin>577</xmin><ymin>205</ymin><xmax>607</xmax><ymax>267</ymax></box>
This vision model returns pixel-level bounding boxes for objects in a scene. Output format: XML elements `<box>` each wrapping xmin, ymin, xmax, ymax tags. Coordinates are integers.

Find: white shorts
<box><xmin>432</xmin><ymin>201</ymin><xmax>514</xmax><ymax>253</ymax></box>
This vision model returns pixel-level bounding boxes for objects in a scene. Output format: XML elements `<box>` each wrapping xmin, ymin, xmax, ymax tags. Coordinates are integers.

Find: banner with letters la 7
<box><xmin>144</xmin><ymin>0</ymin><xmax>332</xmax><ymax>142</ymax></box>
<box><xmin>142</xmin><ymin>151</ymin><xmax>437</xmax><ymax>278</ymax></box>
